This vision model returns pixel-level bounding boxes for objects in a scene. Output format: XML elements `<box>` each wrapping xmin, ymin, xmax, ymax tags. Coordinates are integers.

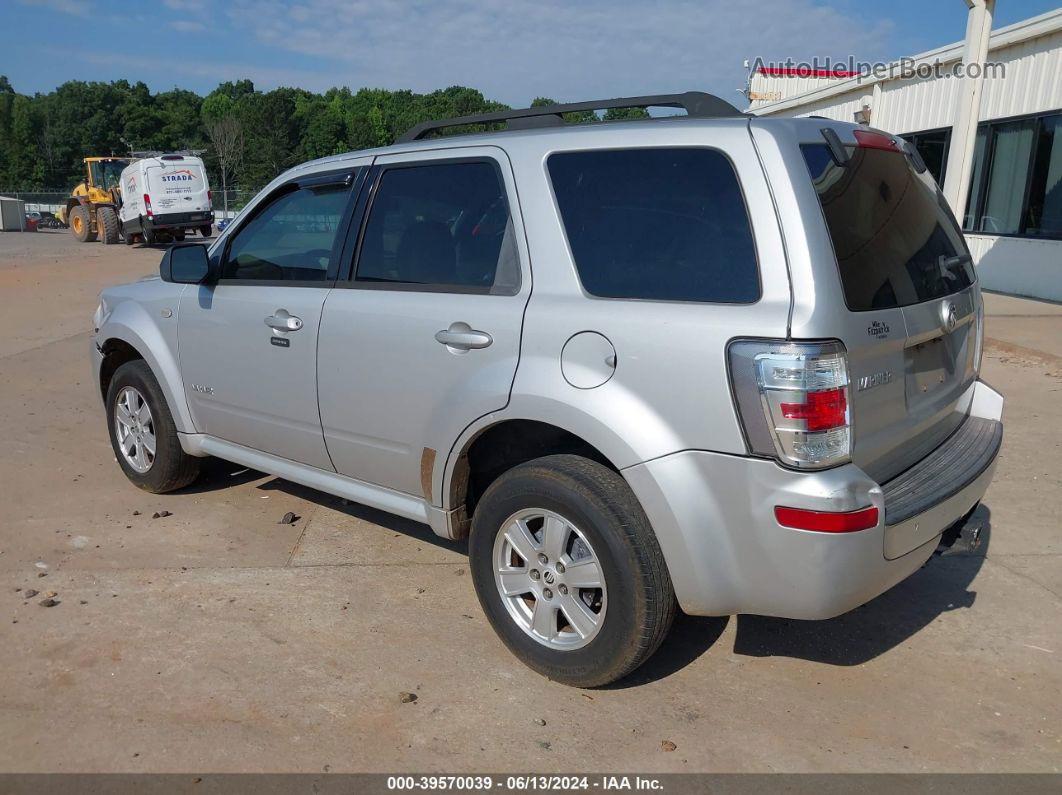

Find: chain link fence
<box><xmin>0</xmin><ymin>188</ymin><xmax>257</xmax><ymax>222</ymax></box>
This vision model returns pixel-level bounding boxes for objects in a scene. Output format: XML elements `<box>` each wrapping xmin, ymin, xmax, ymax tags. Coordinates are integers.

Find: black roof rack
<box><xmin>397</xmin><ymin>91</ymin><xmax>745</xmax><ymax>143</ymax></box>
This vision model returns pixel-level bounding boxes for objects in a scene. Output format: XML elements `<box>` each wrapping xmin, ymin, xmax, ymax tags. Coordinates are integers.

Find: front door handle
<box><xmin>435</xmin><ymin>322</ymin><xmax>493</xmax><ymax>351</ymax></box>
<box><xmin>265</xmin><ymin>309</ymin><xmax>303</xmax><ymax>332</ymax></box>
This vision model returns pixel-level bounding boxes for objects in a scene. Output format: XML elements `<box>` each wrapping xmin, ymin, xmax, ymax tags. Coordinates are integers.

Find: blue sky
<box><xmin>2</xmin><ymin>0</ymin><xmax>1059</xmax><ymax>103</ymax></box>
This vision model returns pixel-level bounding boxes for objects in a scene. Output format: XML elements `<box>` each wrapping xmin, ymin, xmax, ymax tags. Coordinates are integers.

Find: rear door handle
<box><xmin>265</xmin><ymin>309</ymin><xmax>303</xmax><ymax>332</ymax></box>
<box><xmin>435</xmin><ymin>322</ymin><xmax>493</xmax><ymax>350</ymax></box>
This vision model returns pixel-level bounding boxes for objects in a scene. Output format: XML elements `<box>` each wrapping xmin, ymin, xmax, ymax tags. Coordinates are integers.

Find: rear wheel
<box><xmin>69</xmin><ymin>205</ymin><xmax>96</xmax><ymax>242</ymax></box>
<box><xmin>469</xmin><ymin>454</ymin><xmax>676</xmax><ymax>687</ymax></box>
<box><xmin>199</xmin><ymin>225</ymin><xmax>212</xmax><ymax>237</ymax></box>
<box><xmin>106</xmin><ymin>360</ymin><xmax>200</xmax><ymax>493</ymax></box>
<box><xmin>98</xmin><ymin>206</ymin><xmax>120</xmax><ymax>244</ymax></box>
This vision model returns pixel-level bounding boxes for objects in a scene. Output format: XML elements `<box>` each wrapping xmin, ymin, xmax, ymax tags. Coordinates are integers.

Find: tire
<box><xmin>173</xmin><ymin>229</ymin><xmax>186</xmax><ymax>242</ymax></box>
<box><xmin>98</xmin><ymin>206</ymin><xmax>120</xmax><ymax>244</ymax></box>
<box><xmin>105</xmin><ymin>360</ymin><xmax>200</xmax><ymax>493</ymax></box>
<box><xmin>199</xmin><ymin>225</ymin><xmax>212</xmax><ymax>237</ymax></box>
<box><xmin>70</xmin><ymin>205</ymin><xmax>96</xmax><ymax>242</ymax></box>
<box><xmin>469</xmin><ymin>454</ymin><xmax>676</xmax><ymax>687</ymax></box>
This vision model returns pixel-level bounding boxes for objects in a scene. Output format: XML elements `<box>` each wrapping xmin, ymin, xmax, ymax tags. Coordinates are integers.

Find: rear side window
<box><xmin>802</xmin><ymin>143</ymin><xmax>974</xmax><ymax>311</ymax></box>
<box><xmin>355</xmin><ymin>161</ymin><xmax>520</xmax><ymax>293</ymax></box>
<box><xmin>547</xmin><ymin>148</ymin><xmax>760</xmax><ymax>303</ymax></box>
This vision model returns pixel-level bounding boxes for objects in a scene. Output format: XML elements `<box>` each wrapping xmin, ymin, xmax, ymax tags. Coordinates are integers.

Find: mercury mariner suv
<box><xmin>92</xmin><ymin>92</ymin><xmax>1003</xmax><ymax>687</ymax></box>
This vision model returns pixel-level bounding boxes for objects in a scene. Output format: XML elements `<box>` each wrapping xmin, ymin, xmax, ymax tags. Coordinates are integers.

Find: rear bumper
<box><xmin>623</xmin><ymin>380</ymin><xmax>1003</xmax><ymax>619</ymax></box>
<box><xmin>148</xmin><ymin>211</ymin><xmax>214</xmax><ymax>229</ymax></box>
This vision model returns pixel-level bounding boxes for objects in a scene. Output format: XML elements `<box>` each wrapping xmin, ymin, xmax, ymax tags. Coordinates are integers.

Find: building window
<box><xmin>902</xmin><ymin>128</ymin><xmax>951</xmax><ymax>187</ymax></box>
<box><xmin>1024</xmin><ymin>115</ymin><xmax>1062</xmax><ymax>238</ymax></box>
<box><xmin>964</xmin><ymin>110</ymin><xmax>1062</xmax><ymax>240</ymax></box>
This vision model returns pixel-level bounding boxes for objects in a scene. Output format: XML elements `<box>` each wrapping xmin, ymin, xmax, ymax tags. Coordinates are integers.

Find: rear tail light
<box><xmin>143</xmin><ymin>193</ymin><xmax>153</xmax><ymax>218</ymax></box>
<box><xmin>208</xmin><ymin>190</ymin><xmax>213</xmax><ymax>205</ymax></box>
<box><xmin>728</xmin><ymin>340</ymin><xmax>851</xmax><ymax>469</ymax></box>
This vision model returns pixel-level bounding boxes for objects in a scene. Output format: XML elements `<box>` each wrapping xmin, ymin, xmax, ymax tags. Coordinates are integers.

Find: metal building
<box><xmin>0</xmin><ymin>195</ymin><xmax>27</xmax><ymax>231</ymax></box>
<box><xmin>748</xmin><ymin>7</ymin><xmax>1062</xmax><ymax>302</ymax></box>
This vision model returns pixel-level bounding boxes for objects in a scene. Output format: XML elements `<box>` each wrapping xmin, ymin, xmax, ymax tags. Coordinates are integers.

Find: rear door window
<box><xmin>547</xmin><ymin>148</ymin><xmax>760</xmax><ymax>303</ymax></box>
<box><xmin>354</xmin><ymin>160</ymin><xmax>520</xmax><ymax>294</ymax></box>
<box><xmin>801</xmin><ymin>142</ymin><xmax>974</xmax><ymax>311</ymax></box>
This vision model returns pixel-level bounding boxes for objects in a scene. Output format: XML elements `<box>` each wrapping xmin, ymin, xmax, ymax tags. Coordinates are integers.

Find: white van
<box><xmin>119</xmin><ymin>154</ymin><xmax>214</xmax><ymax>245</ymax></box>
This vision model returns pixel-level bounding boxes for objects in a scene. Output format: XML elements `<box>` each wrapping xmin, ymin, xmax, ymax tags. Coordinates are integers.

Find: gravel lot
<box><xmin>0</xmin><ymin>230</ymin><xmax>1059</xmax><ymax>773</ymax></box>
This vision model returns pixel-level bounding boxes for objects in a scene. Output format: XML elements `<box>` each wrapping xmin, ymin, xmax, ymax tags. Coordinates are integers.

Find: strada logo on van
<box><xmin>161</xmin><ymin>169</ymin><xmax>196</xmax><ymax>182</ymax></box>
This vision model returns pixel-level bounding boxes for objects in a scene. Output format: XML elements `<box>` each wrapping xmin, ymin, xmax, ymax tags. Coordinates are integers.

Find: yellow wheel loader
<box><xmin>64</xmin><ymin>157</ymin><xmax>130</xmax><ymax>244</ymax></box>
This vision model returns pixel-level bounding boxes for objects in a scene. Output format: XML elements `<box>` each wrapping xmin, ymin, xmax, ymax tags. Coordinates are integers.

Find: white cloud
<box><xmin>63</xmin><ymin>49</ymin><xmax>343</xmax><ymax>93</ymax></box>
<box><xmin>18</xmin><ymin>0</ymin><xmax>89</xmax><ymax>17</ymax></box>
<box><xmin>162</xmin><ymin>0</ymin><xmax>209</xmax><ymax>10</ymax></box>
<box><xmin>223</xmin><ymin>0</ymin><xmax>894</xmax><ymax>104</ymax></box>
<box><xmin>169</xmin><ymin>19</ymin><xmax>207</xmax><ymax>32</ymax></box>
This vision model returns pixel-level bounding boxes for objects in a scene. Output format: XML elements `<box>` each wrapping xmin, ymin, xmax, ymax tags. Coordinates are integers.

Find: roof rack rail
<box><xmin>397</xmin><ymin>91</ymin><xmax>744</xmax><ymax>143</ymax></box>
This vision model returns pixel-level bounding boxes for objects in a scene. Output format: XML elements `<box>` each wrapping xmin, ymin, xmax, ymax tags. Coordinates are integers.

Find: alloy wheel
<box><xmin>114</xmin><ymin>386</ymin><xmax>156</xmax><ymax>473</ymax></box>
<box><xmin>492</xmin><ymin>508</ymin><xmax>607</xmax><ymax>650</ymax></box>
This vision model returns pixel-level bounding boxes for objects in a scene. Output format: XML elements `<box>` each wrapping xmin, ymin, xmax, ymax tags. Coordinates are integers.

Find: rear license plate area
<box><xmin>906</xmin><ymin>338</ymin><xmax>950</xmax><ymax>398</ymax></box>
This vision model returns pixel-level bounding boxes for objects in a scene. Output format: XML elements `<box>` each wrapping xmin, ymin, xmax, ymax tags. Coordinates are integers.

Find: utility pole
<box><xmin>942</xmin><ymin>0</ymin><xmax>996</xmax><ymax>222</ymax></box>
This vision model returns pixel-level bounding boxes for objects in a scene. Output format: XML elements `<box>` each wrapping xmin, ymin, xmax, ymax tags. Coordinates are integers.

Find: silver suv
<box><xmin>92</xmin><ymin>92</ymin><xmax>1003</xmax><ymax>686</ymax></box>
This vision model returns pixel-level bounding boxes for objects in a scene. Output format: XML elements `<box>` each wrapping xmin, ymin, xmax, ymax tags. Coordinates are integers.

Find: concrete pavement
<box><xmin>0</xmin><ymin>231</ymin><xmax>1059</xmax><ymax>773</ymax></box>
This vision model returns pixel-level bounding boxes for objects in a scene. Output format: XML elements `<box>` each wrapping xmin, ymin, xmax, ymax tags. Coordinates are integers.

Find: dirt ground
<box><xmin>0</xmin><ymin>229</ymin><xmax>1059</xmax><ymax>773</ymax></box>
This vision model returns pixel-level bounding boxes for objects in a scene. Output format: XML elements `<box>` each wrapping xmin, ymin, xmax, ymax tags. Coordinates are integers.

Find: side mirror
<box><xmin>161</xmin><ymin>242</ymin><xmax>212</xmax><ymax>284</ymax></box>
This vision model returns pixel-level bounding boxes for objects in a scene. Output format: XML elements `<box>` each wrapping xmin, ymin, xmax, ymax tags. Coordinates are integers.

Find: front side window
<box><xmin>547</xmin><ymin>148</ymin><xmax>760</xmax><ymax>303</ymax></box>
<box><xmin>355</xmin><ymin>161</ymin><xmax>519</xmax><ymax>293</ymax></box>
<box><xmin>802</xmin><ymin>142</ymin><xmax>973</xmax><ymax>311</ymax></box>
<box><xmin>222</xmin><ymin>183</ymin><xmax>351</xmax><ymax>281</ymax></box>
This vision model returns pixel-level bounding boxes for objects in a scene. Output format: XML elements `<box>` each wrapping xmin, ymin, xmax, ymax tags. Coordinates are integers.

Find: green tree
<box><xmin>531</xmin><ymin>96</ymin><xmax>597</xmax><ymax>125</ymax></box>
<box><xmin>0</xmin><ymin>77</ymin><xmax>521</xmax><ymax>190</ymax></box>
<box><xmin>603</xmin><ymin>106</ymin><xmax>650</xmax><ymax>121</ymax></box>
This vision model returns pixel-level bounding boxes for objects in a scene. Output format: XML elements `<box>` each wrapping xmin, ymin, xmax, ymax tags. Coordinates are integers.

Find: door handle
<box><xmin>265</xmin><ymin>309</ymin><xmax>303</xmax><ymax>332</ymax></box>
<box><xmin>435</xmin><ymin>322</ymin><xmax>493</xmax><ymax>351</ymax></box>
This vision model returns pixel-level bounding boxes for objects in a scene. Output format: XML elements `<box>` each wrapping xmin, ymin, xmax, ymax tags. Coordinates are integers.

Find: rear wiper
<box><xmin>820</xmin><ymin>128</ymin><xmax>850</xmax><ymax>167</ymax></box>
<box><xmin>938</xmin><ymin>253</ymin><xmax>972</xmax><ymax>278</ymax></box>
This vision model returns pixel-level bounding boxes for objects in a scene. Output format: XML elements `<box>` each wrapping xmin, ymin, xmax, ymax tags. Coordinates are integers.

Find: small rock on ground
<box><xmin>660</xmin><ymin>740</ymin><xmax>677</xmax><ymax>752</ymax></box>
<box><xmin>399</xmin><ymin>691</ymin><xmax>418</xmax><ymax>704</ymax></box>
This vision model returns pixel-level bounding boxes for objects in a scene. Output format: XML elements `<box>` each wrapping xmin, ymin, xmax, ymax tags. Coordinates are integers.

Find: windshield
<box><xmin>801</xmin><ymin>143</ymin><xmax>973</xmax><ymax>311</ymax></box>
<box><xmin>90</xmin><ymin>159</ymin><xmax>129</xmax><ymax>191</ymax></box>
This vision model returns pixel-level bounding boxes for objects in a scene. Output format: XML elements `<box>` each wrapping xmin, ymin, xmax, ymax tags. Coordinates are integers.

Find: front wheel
<box><xmin>105</xmin><ymin>360</ymin><xmax>200</xmax><ymax>493</ymax></box>
<box><xmin>69</xmin><ymin>205</ymin><xmax>96</xmax><ymax>242</ymax></box>
<box><xmin>469</xmin><ymin>454</ymin><xmax>676</xmax><ymax>687</ymax></box>
<box><xmin>98</xmin><ymin>205</ymin><xmax>120</xmax><ymax>244</ymax></box>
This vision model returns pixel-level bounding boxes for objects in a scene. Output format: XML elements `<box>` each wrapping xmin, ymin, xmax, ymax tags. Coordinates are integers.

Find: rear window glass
<box><xmin>802</xmin><ymin>143</ymin><xmax>974</xmax><ymax>311</ymax></box>
<box><xmin>547</xmin><ymin>148</ymin><xmax>760</xmax><ymax>303</ymax></box>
